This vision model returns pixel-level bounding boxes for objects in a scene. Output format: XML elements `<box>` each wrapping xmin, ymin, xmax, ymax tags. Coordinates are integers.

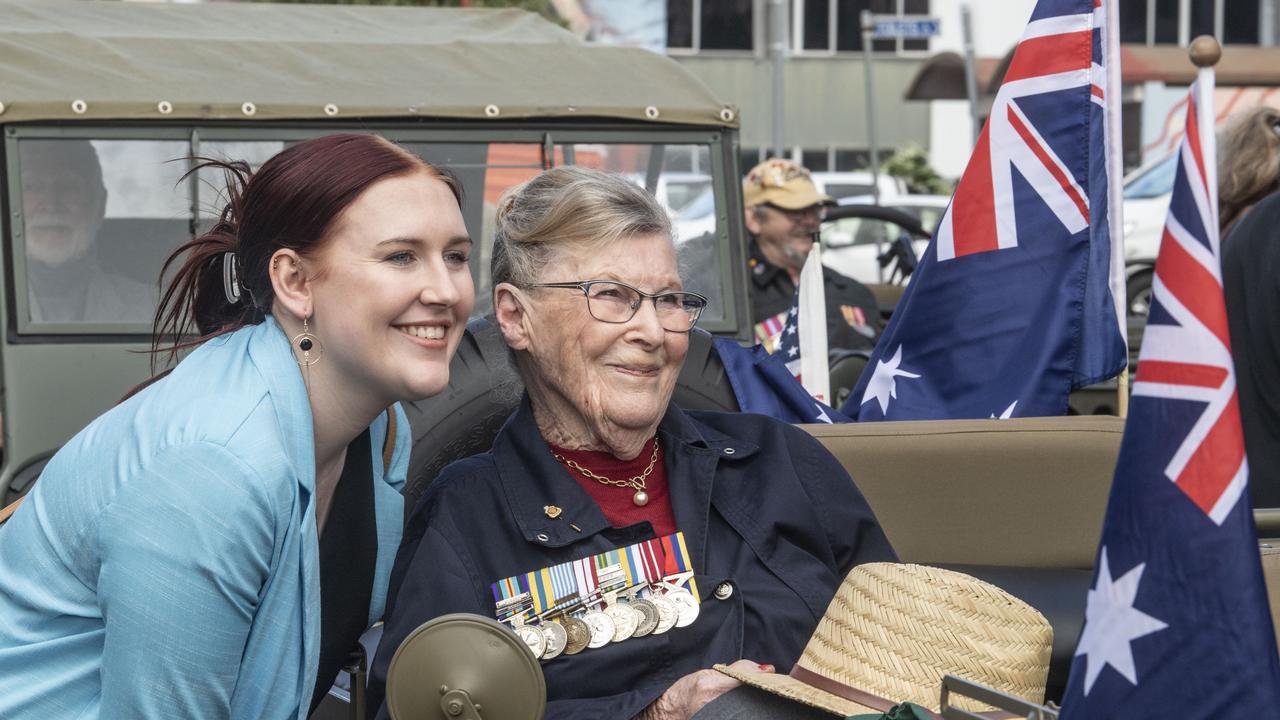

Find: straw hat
<box><xmin>716</xmin><ymin>563</ymin><xmax>1052</xmax><ymax>717</ymax></box>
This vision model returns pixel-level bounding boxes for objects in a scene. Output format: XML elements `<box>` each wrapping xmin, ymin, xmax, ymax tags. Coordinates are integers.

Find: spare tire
<box><xmin>400</xmin><ymin>319</ymin><xmax>739</xmax><ymax>519</ymax></box>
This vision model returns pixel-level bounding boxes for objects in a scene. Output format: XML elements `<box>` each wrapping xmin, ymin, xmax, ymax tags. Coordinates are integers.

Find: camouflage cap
<box><xmin>742</xmin><ymin>158</ymin><xmax>834</xmax><ymax>210</ymax></box>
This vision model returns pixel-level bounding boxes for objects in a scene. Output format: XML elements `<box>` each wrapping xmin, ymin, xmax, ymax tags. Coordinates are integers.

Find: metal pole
<box><xmin>768</xmin><ymin>0</ymin><xmax>787</xmax><ymax>159</ymax></box>
<box><xmin>960</xmin><ymin>3</ymin><xmax>981</xmax><ymax>145</ymax></box>
<box><xmin>1104</xmin><ymin>0</ymin><xmax>1130</xmax><ymax>419</ymax></box>
<box><xmin>861</xmin><ymin>9</ymin><xmax>881</xmax><ymax>207</ymax></box>
<box><xmin>1262</xmin><ymin>0</ymin><xmax>1278</xmax><ymax>47</ymax></box>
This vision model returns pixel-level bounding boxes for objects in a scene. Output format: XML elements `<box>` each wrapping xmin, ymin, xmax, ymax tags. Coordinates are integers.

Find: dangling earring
<box><xmin>293</xmin><ymin>316</ymin><xmax>323</xmax><ymax>391</ymax></box>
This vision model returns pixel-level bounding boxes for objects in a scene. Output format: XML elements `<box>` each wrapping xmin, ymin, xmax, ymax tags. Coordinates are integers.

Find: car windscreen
<box><xmin>1123</xmin><ymin>154</ymin><xmax>1177</xmax><ymax>200</ymax></box>
<box><xmin>7</xmin><ymin>128</ymin><xmax>736</xmax><ymax>336</ymax></box>
<box><xmin>824</xmin><ymin>183</ymin><xmax>874</xmax><ymax>199</ymax></box>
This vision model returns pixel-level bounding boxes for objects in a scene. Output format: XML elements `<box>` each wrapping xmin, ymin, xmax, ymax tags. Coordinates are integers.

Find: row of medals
<box><xmin>511</xmin><ymin>578</ymin><xmax>699</xmax><ymax>661</ymax></box>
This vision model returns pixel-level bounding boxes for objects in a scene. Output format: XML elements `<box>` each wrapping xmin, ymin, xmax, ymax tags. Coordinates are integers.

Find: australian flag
<box><xmin>713</xmin><ymin>330</ymin><xmax>849</xmax><ymax>425</ymax></box>
<box><xmin>843</xmin><ymin>0</ymin><xmax>1126</xmax><ymax>421</ymax></box>
<box><xmin>1060</xmin><ymin>76</ymin><xmax>1280</xmax><ymax>717</ymax></box>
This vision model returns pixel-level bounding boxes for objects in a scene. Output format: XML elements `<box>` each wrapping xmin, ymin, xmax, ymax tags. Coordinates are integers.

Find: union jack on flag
<box><xmin>1061</xmin><ymin>73</ymin><xmax>1280</xmax><ymax>718</ymax></box>
<box><xmin>845</xmin><ymin>0</ymin><xmax>1126</xmax><ymax>421</ymax></box>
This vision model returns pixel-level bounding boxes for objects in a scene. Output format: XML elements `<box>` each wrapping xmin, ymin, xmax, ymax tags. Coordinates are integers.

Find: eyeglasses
<box><xmin>529</xmin><ymin>280</ymin><xmax>708</xmax><ymax>332</ymax></box>
<box><xmin>764</xmin><ymin>204</ymin><xmax>826</xmax><ymax>223</ymax></box>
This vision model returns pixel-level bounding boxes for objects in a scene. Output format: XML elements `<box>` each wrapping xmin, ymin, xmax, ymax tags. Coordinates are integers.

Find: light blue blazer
<box><xmin>0</xmin><ymin>318</ymin><xmax>408</xmax><ymax>719</ymax></box>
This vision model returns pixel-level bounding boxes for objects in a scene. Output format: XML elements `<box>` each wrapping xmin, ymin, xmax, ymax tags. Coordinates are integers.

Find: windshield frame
<box><xmin>4</xmin><ymin>122</ymin><xmax>748</xmax><ymax>342</ymax></box>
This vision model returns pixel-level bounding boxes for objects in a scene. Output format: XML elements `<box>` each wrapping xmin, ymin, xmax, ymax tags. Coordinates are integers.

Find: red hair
<box><xmin>151</xmin><ymin>133</ymin><xmax>461</xmax><ymax>371</ymax></box>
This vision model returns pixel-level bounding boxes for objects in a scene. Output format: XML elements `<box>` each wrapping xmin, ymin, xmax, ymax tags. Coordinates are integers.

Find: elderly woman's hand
<box><xmin>636</xmin><ymin>660</ymin><xmax>774</xmax><ymax>720</ymax></box>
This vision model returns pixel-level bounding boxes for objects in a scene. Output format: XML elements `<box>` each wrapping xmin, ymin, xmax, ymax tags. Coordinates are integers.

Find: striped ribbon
<box><xmin>549</xmin><ymin>561</ymin><xmax>578</xmax><ymax>606</ymax></box>
<box><xmin>490</xmin><ymin>530</ymin><xmax>701</xmax><ymax>618</ymax></box>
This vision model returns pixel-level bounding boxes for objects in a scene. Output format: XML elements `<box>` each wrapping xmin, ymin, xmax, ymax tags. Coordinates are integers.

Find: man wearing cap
<box><xmin>743</xmin><ymin>159</ymin><xmax>881</xmax><ymax>352</ymax></box>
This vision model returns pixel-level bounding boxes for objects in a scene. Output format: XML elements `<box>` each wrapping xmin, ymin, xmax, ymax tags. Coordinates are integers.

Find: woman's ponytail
<box><xmin>149</xmin><ymin>159</ymin><xmax>259</xmax><ymax>373</ymax></box>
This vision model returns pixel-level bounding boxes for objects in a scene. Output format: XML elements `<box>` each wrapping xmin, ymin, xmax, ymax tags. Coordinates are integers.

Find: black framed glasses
<box><xmin>529</xmin><ymin>280</ymin><xmax>708</xmax><ymax>332</ymax></box>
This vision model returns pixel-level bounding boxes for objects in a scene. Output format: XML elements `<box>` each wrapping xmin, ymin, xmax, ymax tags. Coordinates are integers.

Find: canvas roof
<box><xmin>0</xmin><ymin>1</ymin><xmax>736</xmax><ymax>126</ymax></box>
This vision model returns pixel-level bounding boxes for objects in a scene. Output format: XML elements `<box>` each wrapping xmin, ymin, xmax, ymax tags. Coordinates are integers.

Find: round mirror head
<box><xmin>386</xmin><ymin>613</ymin><xmax>546</xmax><ymax>720</ymax></box>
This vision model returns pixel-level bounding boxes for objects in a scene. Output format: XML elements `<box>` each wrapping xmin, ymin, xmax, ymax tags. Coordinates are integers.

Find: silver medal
<box><xmin>650</xmin><ymin>593</ymin><xmax>678</xmax><ymax>635</ymax></box>
<box><xmin>541</xmin><ymin>621</ymin><xmax>567</xmax><ymax>660</ymax></box>
<box><xmin>667</xmin><ymin>588</ymin><xmax>700</xmax><ymax>627</ymax></box>
<box><xmin>582</xmin><ymin>610</ymin><xmax>616</xmax><ymax>649</ymax></box>
<box><xmin>631</xmin><ymin>598</ymin><xmax>660</xmax><ymax>637</ymax></box>
<box><xmin>516</xmin><ymin>624</ymin><xmax>547</xmax><ymax>659</ymax></box>
<box><xmin>605</xmin><ymin>602</ymin><xmax>640</xmax><ymax>642</ymax></box>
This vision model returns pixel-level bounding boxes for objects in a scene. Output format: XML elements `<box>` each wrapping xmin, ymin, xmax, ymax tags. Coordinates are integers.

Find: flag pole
<box><xmin>1189</xmin><ymin>35</ymin><xmax>1220</xmax><ymax>233</ymax></box>
<box><xmin>1104</xmin><ymin>0</ymin><xmax>1130</xmax><ymax>418</ymax></box>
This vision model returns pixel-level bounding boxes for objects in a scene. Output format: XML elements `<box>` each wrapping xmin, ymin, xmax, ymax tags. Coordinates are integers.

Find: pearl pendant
<box><xmin>632</xmin><ymin>490</ymin><xmax>649</xmax><ymax>506</ymax></box>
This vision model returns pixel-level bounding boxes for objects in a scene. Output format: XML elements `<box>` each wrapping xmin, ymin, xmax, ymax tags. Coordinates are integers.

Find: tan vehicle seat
<box><xmin>804</xmin><ymin>416</ymin><xmax>1121</xmax><ymax>568</ymax></box>
<box><xmin>802</xmin><ymin>415</ymin><xmax>1280</xmax><ymax>700</ymax></box>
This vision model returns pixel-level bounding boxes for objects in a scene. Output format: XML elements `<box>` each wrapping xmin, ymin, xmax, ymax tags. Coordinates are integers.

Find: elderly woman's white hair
<box><xmin>490</xmin><ymin>166</ymin><xmax>675</xmax><ymax>290</ymax></box>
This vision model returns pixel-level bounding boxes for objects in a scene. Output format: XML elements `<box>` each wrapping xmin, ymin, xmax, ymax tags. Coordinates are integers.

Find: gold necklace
<box><xmin>553</xmin><ymin>438</ymin><xmax>660</xmax><ymax>507</ymax></box>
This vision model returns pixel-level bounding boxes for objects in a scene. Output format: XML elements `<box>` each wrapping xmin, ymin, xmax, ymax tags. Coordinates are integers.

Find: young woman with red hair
<box><xmin>0</xmin><ymin>133</ymin><xmax>475</xmax><ymax>719</ymax></box>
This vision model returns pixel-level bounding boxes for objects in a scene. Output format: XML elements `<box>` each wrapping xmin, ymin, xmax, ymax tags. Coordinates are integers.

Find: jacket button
<box><xmin>714</xmin><ymin>582</ymin><xmax>734</xmax><ymax>600</ymax></box>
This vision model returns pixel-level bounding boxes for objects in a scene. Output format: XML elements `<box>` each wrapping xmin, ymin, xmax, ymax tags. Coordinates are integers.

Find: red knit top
<box><xmin>549</xmin><ymin>436</ymin><xmax>676</xmax><ymax>537</ymax></box>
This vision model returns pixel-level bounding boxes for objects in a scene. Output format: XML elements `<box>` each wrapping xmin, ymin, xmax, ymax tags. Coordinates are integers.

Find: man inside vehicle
<box><xmin>18</xmin><ymin>139</ymin><xmax>155</xmax><ymax>323</ymax></box>
<box><xmin>743</xmin><ymin>158</ymin><xmax>881</xmax><ymax>351</ymax></box>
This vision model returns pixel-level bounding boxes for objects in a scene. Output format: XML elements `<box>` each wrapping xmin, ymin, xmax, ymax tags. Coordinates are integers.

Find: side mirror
<box><xmin>386</xmin><ymin>614</ymin><xmax>546</xmax><ymax>720</ymax></box>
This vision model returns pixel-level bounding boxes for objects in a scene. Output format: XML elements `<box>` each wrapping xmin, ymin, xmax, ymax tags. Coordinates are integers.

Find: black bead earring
<box><xmin>293</xmin><ymin>316</ymin><xmax>322</xmax><ymax>365</ymax></box>
<box><xmin>292</xmin><ymin>316</ymin><xmax>323</xmax><ymax>391</ymax></box>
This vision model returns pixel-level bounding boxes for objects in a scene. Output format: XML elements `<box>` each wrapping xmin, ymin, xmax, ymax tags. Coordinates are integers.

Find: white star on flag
<box><xmin>813</xmin><ymin>402</ymin><xmax>832</xmax><ymax>424</ymax></box>
<box><xmin>861</xmin><ymin>345</ymin><xmax>921</xmax><ymax>415</ymax></box>
<box><xmin>1075</xmin><ymin>547</ymin><xmax>1169</xmax><ymax>695</ymax></box>
<box><xmin>992</xmin><ymin>401</ymin><xmax>1018</xmax><ymax>419</ymax></box>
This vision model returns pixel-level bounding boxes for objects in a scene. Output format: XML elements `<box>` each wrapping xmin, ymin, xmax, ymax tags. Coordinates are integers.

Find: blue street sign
<box><xmin>873</xmin><ymin>16</ymin><xmax>941</xmax><ymax>39</ymax></box>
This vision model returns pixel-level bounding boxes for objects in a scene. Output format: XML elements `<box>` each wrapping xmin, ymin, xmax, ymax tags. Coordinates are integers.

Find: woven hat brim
<box><xmin>714</xmin><ymin>664</ymin><xmax>879</xmax><ymax>718</ymax></box>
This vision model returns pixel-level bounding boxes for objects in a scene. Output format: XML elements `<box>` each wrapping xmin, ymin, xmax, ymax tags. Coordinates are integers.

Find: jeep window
<box><xmin>14</xmin><ymin>138</ymin><xmax>189</xmax><ymax>328</ymax></box>
<box><xmin>398</xmin><ymin>141</ymin><xmax>727</xmax><ymax>326</ymax></box>
<box><xmin>196</xmin><ymin>141</ymin><xmax>287</xmax><ymax>225</ymax></box>
<box><xmin>8</xmin><ymin>130</ymin><xmax>734</xmax><ymax>337</ymax></box>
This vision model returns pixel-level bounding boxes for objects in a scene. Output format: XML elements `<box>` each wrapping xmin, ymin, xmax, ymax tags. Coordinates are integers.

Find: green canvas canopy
<box><xmin>0</xmin><ymin>0</ymin><xmax>736</xmax><ymax>127</ymax></box>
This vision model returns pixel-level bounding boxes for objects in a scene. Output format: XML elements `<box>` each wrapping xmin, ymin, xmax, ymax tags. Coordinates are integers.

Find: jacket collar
<box><xmin>246</xmin><ymin>317</ymin><xmax>316</xmax><ymax>499</ymax></box>
<box><xmin>748</xmin><ymin>237</ymin><xmax>789</xmax><ymax>291</ymax></box>
<box><xmin>244</xmin><ymin>317</ymin><xmax>320</xmax><ymax>698</ymax></box>
<box><xmin>494</xmin><ymin>396</ymin><xmax>759</xmax><ymax>555</ymax></box>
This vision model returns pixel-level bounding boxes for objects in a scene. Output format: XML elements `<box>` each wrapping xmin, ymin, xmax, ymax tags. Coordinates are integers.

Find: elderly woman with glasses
<box><xmin>368</xmin><ymin>167</ymin><xmax>894</xmax><ymax>720</ymax></box>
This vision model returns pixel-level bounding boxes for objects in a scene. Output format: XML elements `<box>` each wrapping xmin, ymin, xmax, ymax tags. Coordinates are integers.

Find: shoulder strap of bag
<box><xmin>382</xmin><ymin>407</ymin><xmax>397</xmax><ymax>476</ymax></box>
<box><xmin>0</xmin><ymin>496</ymin><xmax>22</xmax><ymax>525</ymax></box>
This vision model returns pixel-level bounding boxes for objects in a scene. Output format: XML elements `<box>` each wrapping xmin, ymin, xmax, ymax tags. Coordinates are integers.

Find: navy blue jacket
<box><xmin>369</xmin><ymin>399</ymin><xmax>895</xmax><ymax>719</ymax></box>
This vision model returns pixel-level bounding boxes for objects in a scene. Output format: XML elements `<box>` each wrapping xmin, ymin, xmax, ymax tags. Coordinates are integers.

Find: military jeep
<box><xmin>0</xmin><ymin>0</ymin><xmax>753</xmax><ymax>508</ymax></box>
<box><xmin>3</xmin><ymin>2</ymin><xmax>1278</xmax><ymax>717</ymax></box>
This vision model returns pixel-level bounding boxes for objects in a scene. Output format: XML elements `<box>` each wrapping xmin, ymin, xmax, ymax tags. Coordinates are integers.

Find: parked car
<box><xmin>1120</xmin><ymin>153</ymin><xmax>1178</xmax><ymax>315</ymax></box>
<box><xmin>810</xmin><ymin>171</ymin><xmax>908</xmax><ymax>200</ymax></box>
<box><xmin>820</xmin><ymin>195</ymin><xmax>949</xmax><ymax>285</ymax></box>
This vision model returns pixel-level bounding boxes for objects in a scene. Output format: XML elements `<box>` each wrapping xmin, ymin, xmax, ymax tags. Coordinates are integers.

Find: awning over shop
<box><xmin>1118</xmin><ymin>44</ymin><xmax>1280</xmax><ymax>86</ymax></box>
<box><xmin>902</xmin><ymin>52</ymin><xmax>1001</xmax><ymax>101</ymax></box>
